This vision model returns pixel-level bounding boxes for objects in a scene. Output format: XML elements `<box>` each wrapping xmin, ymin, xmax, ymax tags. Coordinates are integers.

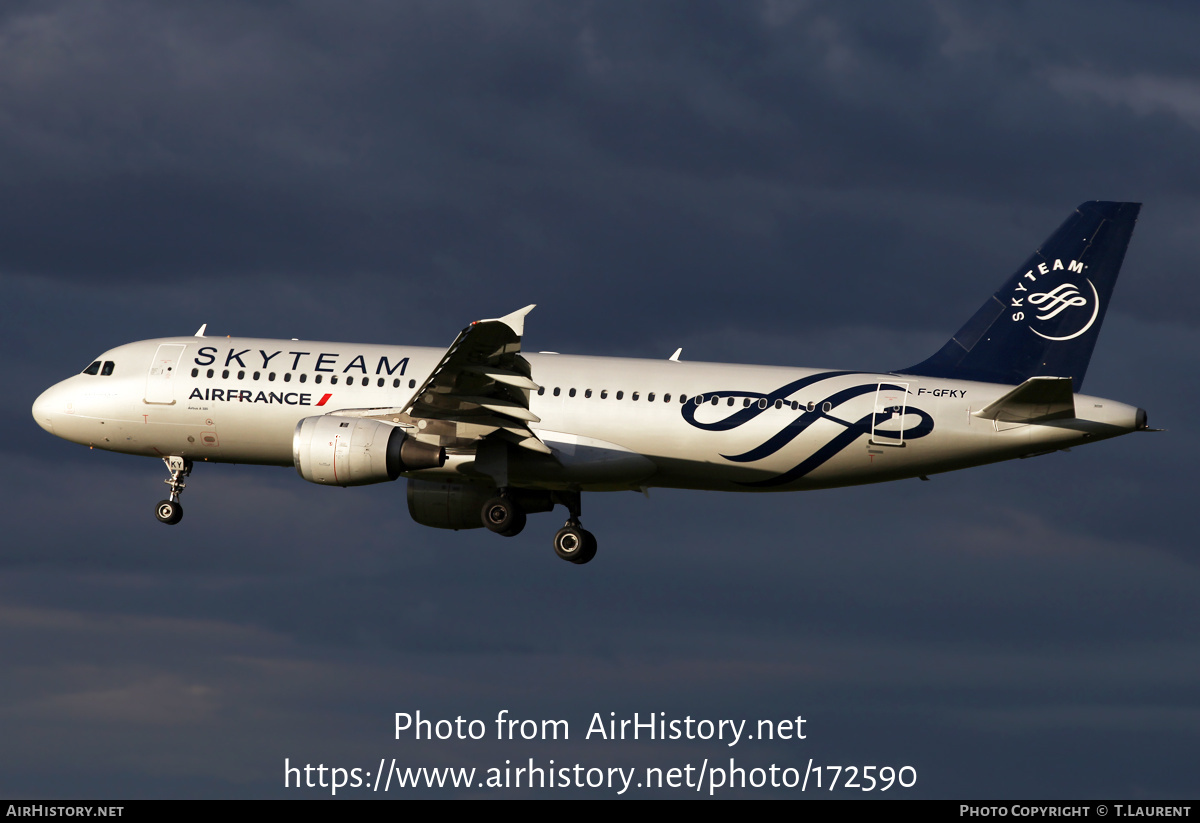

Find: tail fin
<box><xmin>901</xmin><ymin>201</ymin><xmax>1140</xmax><ymax>390</ymax></box>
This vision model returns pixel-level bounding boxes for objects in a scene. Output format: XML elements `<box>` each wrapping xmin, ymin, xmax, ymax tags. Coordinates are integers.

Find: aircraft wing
<box><xmin>338</xmin><ymin>305</ymin><xmax>552</xmax><ymax>455</ymax></box>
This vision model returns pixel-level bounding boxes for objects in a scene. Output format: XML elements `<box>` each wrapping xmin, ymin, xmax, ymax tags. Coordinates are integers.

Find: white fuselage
<box><xmin>32</xmin><ymin>336</ymin><xmax>1143</xmax><ymax>494</ymax></box>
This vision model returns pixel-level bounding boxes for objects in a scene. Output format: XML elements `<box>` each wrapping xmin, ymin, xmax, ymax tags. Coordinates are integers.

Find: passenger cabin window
<box><xmin>568</xmin><ymin>388</ymin><xmax>576</xmax><ymax>397</ymax></box>
<box><xmin>191</xmin><ymin>368</ymin><xmax>199</xmax><ymax>377</ymax></box>
<box><xmin>585</xmin><ymin>389</ymin><xmax>593</xmax><ymax>398</ymax></box>
<box><xmin>616</xmin><ymin>391</ymin><xmax>624</xmax><ymax>400</ymax></box>
<box><xmin>553</xmin><ymin>387</ymin><xmax>561</xmax><ymax>397</ymax></box>
<box><xmin>82</xmin><ymin>361</ymin><xmax>101</xmax><ymax>375</ymax></box>
<box><xmin>538</xmin><ymin>387</ymin><xmax>545</xmax><ymax>396</ymax></box>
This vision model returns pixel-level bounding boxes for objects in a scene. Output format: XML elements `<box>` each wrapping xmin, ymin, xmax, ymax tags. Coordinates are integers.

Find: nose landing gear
<box><xmin>154</xmin><ymin>456</ymin><xmax>192</xmax><ymax>525</ymax></box>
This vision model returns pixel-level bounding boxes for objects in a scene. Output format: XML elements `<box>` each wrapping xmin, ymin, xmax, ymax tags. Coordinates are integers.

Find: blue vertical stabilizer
<box><xmin>901</xmin><ymin>201</ymin><xmax>1140</xmax><ymax>389</ymax></box>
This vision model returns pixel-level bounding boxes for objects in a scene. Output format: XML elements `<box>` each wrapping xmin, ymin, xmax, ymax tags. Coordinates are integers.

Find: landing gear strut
<box><xmin>552</xmin><ymin>491</ymin><xmax>596</xmax><ymax>565</ymax></box>
<box><xmin>154</xmin><ymin>456</ymin><xmax>192</xmax><ymax>525</ymax></box>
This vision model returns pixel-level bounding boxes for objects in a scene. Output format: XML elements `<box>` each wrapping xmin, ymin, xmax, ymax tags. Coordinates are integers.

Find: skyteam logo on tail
<box><xmin>1029</xmin><ymin>283</ymin><xmax>1087</xmax><ymax>319</ymax></box>
<box><xmin>1008</xmin><ymin>258</ymin><xmax>1100</xmax><ymax>341</ymax></box>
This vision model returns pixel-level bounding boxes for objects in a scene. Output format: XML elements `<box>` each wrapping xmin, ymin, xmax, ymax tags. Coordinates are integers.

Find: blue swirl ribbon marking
<box><xmin>681</xmin><ymin>371</ymin><xmax>934</xmax><ymax>487</ymax></box>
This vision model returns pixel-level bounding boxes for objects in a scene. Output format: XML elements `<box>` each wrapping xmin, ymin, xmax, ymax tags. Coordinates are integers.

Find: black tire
<box><xmin>155</xmin><ymin>499</ymin><xmax>183</xmax><ymax>525</ymax></box>
<box><xmin>553</xmin><ymin>525</ymin><xmax>587</xmax><ymax>561</ymax></box>
<box><xmin>571</xmin><ymin>530</ymin><xmax>597</xmax><ymax>565</ymax></box>
<box><xmin>481</xmin><ymin>497</ymin><xmax>522</xmax><ymax>535</ymax></box>
<box><xmin>499</xmin><ymin>508</ymin><xmax>526</xmax><ymax>537</ymax></box>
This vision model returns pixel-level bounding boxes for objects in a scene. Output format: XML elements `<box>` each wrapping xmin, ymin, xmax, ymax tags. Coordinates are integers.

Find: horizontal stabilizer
<box><xmin>972</xmin><ymin>376</ymin><xmax>1075</xmax><ymax>423</ymax></box>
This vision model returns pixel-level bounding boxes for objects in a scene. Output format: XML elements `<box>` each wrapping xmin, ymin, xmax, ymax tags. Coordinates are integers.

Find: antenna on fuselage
<box><xmin>194</xmin><ymin>324</ymin><xmax>207</xmax><ymax>337</ymax></box>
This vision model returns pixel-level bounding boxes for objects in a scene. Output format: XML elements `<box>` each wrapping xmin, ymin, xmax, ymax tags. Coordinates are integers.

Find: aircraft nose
<box><xmin>32</xmin><ymin>384</ymin><xmax>63</xmax><ymax>434</ymax></box>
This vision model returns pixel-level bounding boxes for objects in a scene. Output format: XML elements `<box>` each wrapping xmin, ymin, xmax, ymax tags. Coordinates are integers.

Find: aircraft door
<box><xmin>870</xmin><ymin>382</ymin><xmax>909</xmax><ymax>446</ymax></box>
<box><xmin>145</xmin><ymin>344</ymin><xmax>186</xmax><ymax>404</ymax></box>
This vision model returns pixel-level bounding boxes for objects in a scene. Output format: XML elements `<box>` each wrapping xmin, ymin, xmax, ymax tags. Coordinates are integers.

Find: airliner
<box><xmin>32</xmin><ymin>202</ymin><xmax>1151</xmax><ymax>564</ymax></box>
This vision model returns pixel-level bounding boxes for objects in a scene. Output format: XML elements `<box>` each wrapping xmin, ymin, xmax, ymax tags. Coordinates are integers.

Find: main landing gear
<box><xmin>551</xmin><ymin>490</ymin><xmax>595</xmax><ymax>565</ymax></box>
<box><xmin>553</xmin><ymin>521</ymin><xmax>597</xmax><ymax>565</ymax></box>
<box><xmin>154</xmin><ymin>456</ymin><xmax>192</xmax><ymax>525</ymax></box>
<box><xmin>481</xmin><ymin>494</ymin><xmax>527</xmax><ymax>537</ymax></box>
<box><xmin>480</xmin><ymin>488</ymin><xmax>597</xmax><ymax>564</ymax></box>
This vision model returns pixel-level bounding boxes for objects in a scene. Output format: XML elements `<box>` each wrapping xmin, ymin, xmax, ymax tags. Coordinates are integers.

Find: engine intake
<box><xmin>293</xmin><ymin>416</ymin><xmax>445</xmax><ymax>486</ymax></box>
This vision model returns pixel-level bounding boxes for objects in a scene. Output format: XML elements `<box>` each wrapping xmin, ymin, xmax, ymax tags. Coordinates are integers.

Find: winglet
<box><xmin>482</xmin><ymin>304</ymin><xmax>537</xmax><ymax>336</ymax></box>
<box><xmin>194</xmin><ymin>324</ymin><xmax>207</xmax><ymax>338</ymax></box>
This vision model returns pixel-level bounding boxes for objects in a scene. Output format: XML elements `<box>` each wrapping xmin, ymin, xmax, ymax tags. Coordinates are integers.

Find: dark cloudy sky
<box><xmin>5</xmin><ymin>1</ymin><xmax>1198</xmax><ymax>798</ymax></box>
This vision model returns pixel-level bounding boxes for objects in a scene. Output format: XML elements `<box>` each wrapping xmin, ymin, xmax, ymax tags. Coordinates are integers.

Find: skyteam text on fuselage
<box><xmin>32</xmin><ymin>202</ymin><xmax>1152</xmax><ymax>564</ymax></box>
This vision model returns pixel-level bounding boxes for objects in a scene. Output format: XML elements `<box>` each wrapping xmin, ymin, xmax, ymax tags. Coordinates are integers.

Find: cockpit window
<box><xmin>82</xmin><ymin>361</ymin><xmax>101</xmax><ymax>375</ymax></box>
<box><xmin>100</xmin><ymin>361</ymin><xmax>115</xmax><ymax>376</ymax></box>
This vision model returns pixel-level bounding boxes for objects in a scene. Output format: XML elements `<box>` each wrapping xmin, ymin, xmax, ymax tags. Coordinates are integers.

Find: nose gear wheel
<box><xmin>154</xmin><ymin>456</ymin><xmax>192</xmax><ymax>526</ymax></box>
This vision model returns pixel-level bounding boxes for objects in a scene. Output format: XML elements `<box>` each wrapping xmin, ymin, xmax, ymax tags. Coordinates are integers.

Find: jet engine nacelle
<box><xmin>293</xmin><ymin>416</ymin><xmax>445</xmax><ymax>486</ymax></box>
<box><xmin>406</xmin><ymin>479</ymin><xmax>557</xmax><ymax>530</ymax></box>
<box><xmin>406</xmin><ymin>479</ymin><xmax>494</xmax><ymax>529</ymax></box>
